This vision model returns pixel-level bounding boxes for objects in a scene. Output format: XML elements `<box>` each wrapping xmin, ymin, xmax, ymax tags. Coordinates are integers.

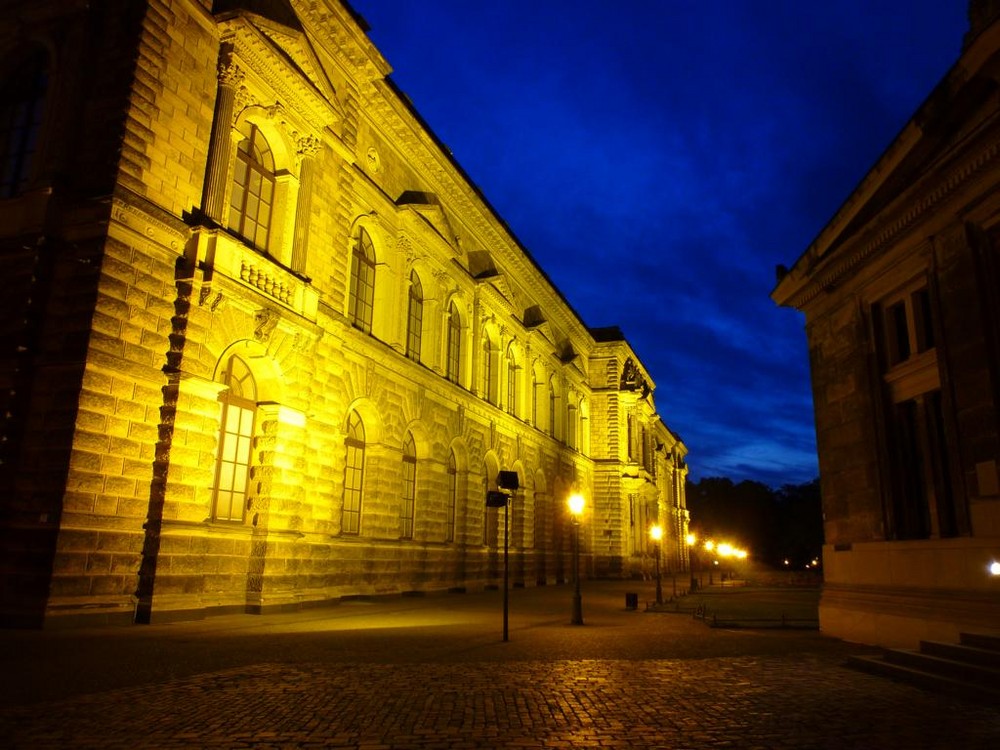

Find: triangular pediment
<box><xmin>216</xmin><ymin>2</ymin><xmax>342</xmax><ymax>124</ymax></box>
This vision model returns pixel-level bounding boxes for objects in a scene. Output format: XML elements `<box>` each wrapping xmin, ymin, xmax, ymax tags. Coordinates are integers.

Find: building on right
<box><xmin>772</xmin><ymin>2</ymin><xmax>1000</xmax><ymax>648</ymax></box>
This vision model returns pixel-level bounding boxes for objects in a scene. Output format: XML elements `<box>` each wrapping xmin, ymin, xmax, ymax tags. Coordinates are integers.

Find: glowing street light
<box><xmin>650</xmin><ymin>524</ymin><xmax>663</xmax><ymax>605</ymax></box>
<box><xmin>568</xmin><ymin>492</ymin><xmax>585</xmax><ymax>625</ymax></box>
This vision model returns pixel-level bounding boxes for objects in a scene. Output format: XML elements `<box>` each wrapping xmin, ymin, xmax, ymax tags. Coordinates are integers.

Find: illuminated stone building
<box><xmin>0</xmin><ymin>0</ymin><xmax>688</xmax><ymax>626</ymax></box>
<box><xmin>773</xmin><ymin>3</ymin><xmax>1000</xmax><ymax>647</ymax></box>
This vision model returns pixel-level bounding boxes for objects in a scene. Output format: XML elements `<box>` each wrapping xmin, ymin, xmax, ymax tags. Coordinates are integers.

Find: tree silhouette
<box><xmin>686</xmin><ymin>476</ymin><xmax>822</xmax><ymax>569</ymax></box>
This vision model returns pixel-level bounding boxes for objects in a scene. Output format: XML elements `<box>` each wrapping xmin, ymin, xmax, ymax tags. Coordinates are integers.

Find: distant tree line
<box><xmin>685</xmin><ymin>477</ymin><xmax>823</xmax><ymax>570</ymax></box>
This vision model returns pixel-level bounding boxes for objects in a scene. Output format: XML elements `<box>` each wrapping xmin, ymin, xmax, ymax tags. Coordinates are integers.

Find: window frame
<box><xmin>446</xmin><ymin>450</ymin><xmax>458</xmax><ymax>543</ymax></box>
<box><xmin>211</xmin><ymin>357</ymin><xmax>257</xmax><ymax>523</ymax></box>
<box><xmin>446</xmin><ymin>302</ymin><xmax>461</xmax><ymax>384</ymax></box>
<box><xmin>0</xmin><ymin>49</ymin><xmax>49</xmax><ymax>200</ymax></box>
<box><xmin>400</xmin><ymin>432</ymin><xmax>416</xmax><ymax>539</ymax></box>
<box><xmin>349</xmin><ymin>228</ymin><xmax>376</xmax><ymax>333</ymax></box>
<box><xmin>227</xmin><ymin>122</ymin><xmax>275</xmax><ymax>252</ymax></box>
<box><xmin>342</xmin><ymin>411</ymin><xmax>366</xmax><ymax>535</ymax></box>
<box><xmin>406</xmin><ymin>271</ymin><xmax>423</xmax><ymax>362</ymax></box>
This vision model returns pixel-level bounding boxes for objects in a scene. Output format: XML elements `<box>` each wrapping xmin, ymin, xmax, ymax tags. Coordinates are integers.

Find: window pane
<box><xmin>0</xmin><ymin>51</ymin><xmax>48</xmax><ymax>198</ymax></box>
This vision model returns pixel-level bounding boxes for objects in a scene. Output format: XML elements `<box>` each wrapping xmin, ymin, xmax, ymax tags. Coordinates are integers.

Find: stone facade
<box><xmin>0</xmin><ymin>0</ymin><xmax>688</xmax><ymax>627</ymax></box>
<box><xmin>773</xmin><ymin>6</ymin><xmax>1000</xmax><ymax>648</ymax></box>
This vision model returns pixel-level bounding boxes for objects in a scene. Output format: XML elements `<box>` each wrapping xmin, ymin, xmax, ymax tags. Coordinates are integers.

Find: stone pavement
<box><xmin>1</xmin><ymin>580</ymin><xmax>999</xmax><ymax>749</ymax></box>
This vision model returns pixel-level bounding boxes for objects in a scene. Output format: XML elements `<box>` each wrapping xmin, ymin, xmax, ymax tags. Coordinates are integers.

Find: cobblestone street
<box><xmin>2</xmin><ymin>582</ymin><xmax>999</xmax><ymax>749</ymax></box>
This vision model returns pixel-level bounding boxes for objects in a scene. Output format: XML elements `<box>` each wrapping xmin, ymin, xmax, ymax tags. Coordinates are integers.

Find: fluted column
<box><xmin>290</xmin><ymin>137</ymin><xmax>319</xmax><ymax>273</ymax></box>
<box><xmin>202</xmin><ymin>44</ymin><xmax>243</xmax><ymax>223</ymax></box>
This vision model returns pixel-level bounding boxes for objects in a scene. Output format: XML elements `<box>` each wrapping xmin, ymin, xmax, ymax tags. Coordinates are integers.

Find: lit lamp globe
<box><xmin>568</xmin><ymin>493</ymin><xmax>585</xmax><ymax>517</ymax></box>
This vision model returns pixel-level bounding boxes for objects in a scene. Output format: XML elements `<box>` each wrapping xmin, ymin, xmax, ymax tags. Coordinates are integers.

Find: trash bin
<box><xmin>625</xmin><ymin>592</ymin><xmax>639</xmax><ymax>610</ymax></box>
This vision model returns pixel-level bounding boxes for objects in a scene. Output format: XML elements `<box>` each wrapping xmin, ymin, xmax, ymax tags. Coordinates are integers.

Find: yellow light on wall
<box><xmin>686</xmin><ymin>533</ymin><xmax>696</xmax><ymax>546</ymax></box>
<box><xmin>650</xmin><ymin>524</ymin><xmax>663</xmax><ymax>542</ymax></box>
<box><xmin>568</xmin><ymin>492</ymin><xmax>585</xmax><ymax>517</ymax></box>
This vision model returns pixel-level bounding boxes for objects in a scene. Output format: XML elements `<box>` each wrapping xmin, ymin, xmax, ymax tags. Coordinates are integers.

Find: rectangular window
<box><xmin>874</xmin><ymin>279</ymin><xmax>962</xmax><ymax>540</ymax></box>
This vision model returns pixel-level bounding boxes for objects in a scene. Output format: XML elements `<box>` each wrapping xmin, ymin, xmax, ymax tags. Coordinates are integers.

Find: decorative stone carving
<box><xmin>254</xmin><ymin>308</ymin><xmax>279</xmax><ymax>342</ymax></box>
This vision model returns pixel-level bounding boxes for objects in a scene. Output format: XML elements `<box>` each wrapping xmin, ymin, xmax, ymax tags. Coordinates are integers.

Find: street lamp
<box><xmin>568</xmin><ymin>492</ymin><xmax>585</xmax><ymax>625</ymax></box>
<box><xmin>650</xmin><ymin>524</ymin><xmax>663</xmax><ymax>605</ymax></box>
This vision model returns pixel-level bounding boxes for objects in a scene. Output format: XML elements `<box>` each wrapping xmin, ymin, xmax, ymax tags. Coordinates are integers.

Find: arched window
<box><xmin>446</xmin><ymin>450</ymin><xmax>457</xmax><ymax>543</ymax></box>
<box><xmin>342</xmin><ymin>411</ymin><xmax>366</xmax><ymax>534</ymax></box>
<box><xmin>0</xmin><ymin>50</ymin><xmax>49</xmax><ymax>199</ymax></box>
<box><xmin>400</xmin><ymin>432</ymin><xmax>416</xmax><ymax>539</ymax></box>
<box><xmin>532</xmin><ymin>373</ymin><xmax>539</xmax><ymax>425</ymax></box>
<box><xmin>446</xmin><ymin>302</ymin><xmax>461</xmax><ymax>384</ymax></box>
<box><xmin>506</xmin><ymin>347</ymin><xmax>519</xmax><ymax>417</ymax></box>
<box><xmin>228</xmin><ymin>122</ymin><xmax>274</xmax><ymax>251</ymax></box>
<box><xmin>406</xmin><ymin>271</ymin><xmax>423</xmax><ymax>361</ymax></box>
<box><xmin>212</xmin><ymin>357</ymin><xmax>257</xmax><ymax>522</ymax></box>
<box><xmin>567</xmin><ymin>401</ymin><xmax>578</xmax><ymax>449</ymax></box>
<box><xmin>548</xmin><ymin>378</ymin><xmax>557</xmax><ymax>437</ymax></box>
<box><xmin>482</xmin><ymin>335</ymin><xmax>496</xmax><ymax>404</ymax></box>
<box><xmin>349</xmin><ymin>228</ymin><xmax>376</xmax><ymax>333</ymax></box>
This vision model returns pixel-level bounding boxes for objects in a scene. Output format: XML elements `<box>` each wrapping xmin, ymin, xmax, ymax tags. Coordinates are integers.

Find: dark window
<box><xmin>482</xmin><ymin>337</ymin><xmax>495</xmax><ymax>403</ymax></box>
<box><xmin>0</xmin><ymin>51</ymin><xmax>48</xmax><ymax>198</ymax></box>
<box><xmin>446</xmin><ymin>302</ymin><xmax>461</xmax><ymax>383</ymax></box>
<box><xmin>506</xmin><ymin>352</ymin><xmax>518</xmax><ymax>416</ymax></box>
<box><xmin>875</xmin><ymin>281</ymin><xmax>962</xmax><ymax>539</ymax></box>
<box><xmin>548</xmin><ymin>380</ymin><xmax>556</xmax><ymax>437</ymax></box>
<box><xmin>406</xmin><ymin>271</ymin><xmax>423</xmax><ymax>361</ymax></box>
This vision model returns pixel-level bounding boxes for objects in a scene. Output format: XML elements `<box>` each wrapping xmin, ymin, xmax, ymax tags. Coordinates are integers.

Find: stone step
<box><xmin>920</xmin><ymin>640</ymin><xmax>1000</xmax><ymax>670</ymax></box>
<box><xmin>883</xmin><ymin>648</ymin><xmax>1000</xmax><ymax>687</ymax></box>
<box><xmin>960</xmin><ymin>632</ymin><xmax>1000</xmax><ymax>652</ymax></box>
<box><xmin>848</xmin><ymin>654</ymin><xmax>1000</xmax><ymax>705</ymax></box>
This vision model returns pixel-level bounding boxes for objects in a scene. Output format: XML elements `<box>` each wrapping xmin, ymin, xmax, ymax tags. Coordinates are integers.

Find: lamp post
<box><xmin>650</xmin><ymin>524</ymin><xmax>663</xmax><ymax>605</ymax></box>
<box><xmin>568</xmin><ymin>492</ymin><xmax>585</xmax><ymax>625</ymax></box>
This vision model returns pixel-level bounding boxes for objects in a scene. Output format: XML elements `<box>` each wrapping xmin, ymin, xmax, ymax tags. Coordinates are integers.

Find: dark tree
<box><xmin>686</xmin><ymin>476</ymin><xmax>822</xmax><ymax>569</ymax></box>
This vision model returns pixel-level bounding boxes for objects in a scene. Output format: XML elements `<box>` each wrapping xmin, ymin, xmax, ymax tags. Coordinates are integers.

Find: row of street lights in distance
<box><xmin>684</xmin><ymin>534</ymin><xmax>749</xmax><ymax>597</ymax></box>
<box><xmin>564</xmin><ymin>492</ymin><xmax>750</xmax><ymax>620</ymax></box>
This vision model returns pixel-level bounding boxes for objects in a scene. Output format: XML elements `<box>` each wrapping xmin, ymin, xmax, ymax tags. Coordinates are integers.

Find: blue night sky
<box><xmin>349</xmin><ymin>1</ymin><xmax>969</xmax><ymax>487</ymax></box>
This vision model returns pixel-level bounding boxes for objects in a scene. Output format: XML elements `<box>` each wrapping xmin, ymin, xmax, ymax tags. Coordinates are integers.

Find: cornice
<box><xmin>779</xmin><ymin>123</ymin><xmax>1000</xmax><ymax>311</ymax></box>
